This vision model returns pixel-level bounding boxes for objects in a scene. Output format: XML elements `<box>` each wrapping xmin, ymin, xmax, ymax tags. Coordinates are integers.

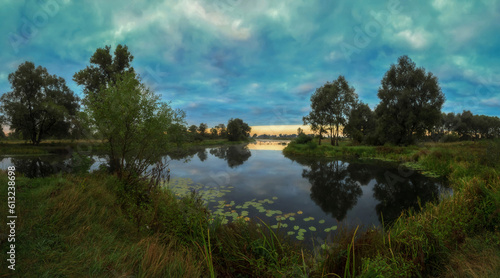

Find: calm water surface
<box><xmin>1</xmin><ymin>140</ymin><xmax>449</xmax><ymax>246</ymax></box>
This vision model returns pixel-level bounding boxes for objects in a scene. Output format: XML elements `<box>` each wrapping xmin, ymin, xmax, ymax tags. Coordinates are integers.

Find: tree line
<box><xmin>187</xmin><ymin>119</ymin><xmax>251</xmax><ymax>142</ymax></box>
<box><xmin>302</xmin><ymin>55</ymin><xmax>500</xmax><ymax>146</ymax></box>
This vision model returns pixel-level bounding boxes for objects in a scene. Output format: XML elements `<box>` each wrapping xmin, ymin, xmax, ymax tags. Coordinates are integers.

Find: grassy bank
<box><xmin>284</xmin><ymin>139</ymin><xmax>500</xmax><ymax>276</ymax></box>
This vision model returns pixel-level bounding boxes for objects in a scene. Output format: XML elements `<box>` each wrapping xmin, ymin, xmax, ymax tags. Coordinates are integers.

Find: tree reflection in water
<box><xmin>372</xmin><ymin>169</ymin><xmax>441</xmax><ymax>225</ymax></box>
<box><xmin>167</xmin><ymin>145</ymin><xmax>251</xmax><ymax>168</ymax></box>
<box><xmin>285</xmin><ymin>154</ymin><xmax>443</xmax><ymax>225</ymax></box>
<box><xmin>304</xmin><ymin>159</ymin><xmax>362</xmax><ymax>221</ymax></box>
<box><xmin>10</xmin><ymin>156</ymin><xmax>71</xmax><ymax>178</ymax></box>
<box><xmin>209</xmin><ymin>145</ymin><xmax>251</xmax><ymax>168</ymax></box>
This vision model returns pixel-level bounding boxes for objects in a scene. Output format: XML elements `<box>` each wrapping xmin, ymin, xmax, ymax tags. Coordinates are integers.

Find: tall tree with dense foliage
<box><xmin>217</xmin><ymin>123</ymin><xmax>227</xmax><ymax>138</ymax></box>
<box><xmin>227</xmin><ymin>118</ymin><xmax>251</xmax><ymax>141</ymax></box>
<box><xmin>198</xmin><ymin>123</ymin><xmax>208</xmax><ymax>137</ymax></box>
<box><xmin>73</xmin><ymin>44</ymin><xmax>134</xmax><ymax>103</ymax></box>
<box><xmin>0</xmin><ymin>61</ymin><xmax>79</xmax><ymax>145</ymax></box>
<box><xmin>211</xmin><ymin>127</ymin><xmax>218</xmax><ymax>138</ymax></box>
<box><xmin>83</xmin><ymin>71</ymin><xmax>185</xmax><ymax>179</ymax></box>
<box><xmin>344</xmin><ymin>102</ymin><xmax>376</xmax><ymax>144</ymax></box>
<box><xmin>376</xmin><ymin>55</ymin><xmax>445</xmax><ymax>145</ymax></box>
<box><xmin>305</xmin><ymin>76</ymin><xmax>358</xmax><ymax>146</ymax></box>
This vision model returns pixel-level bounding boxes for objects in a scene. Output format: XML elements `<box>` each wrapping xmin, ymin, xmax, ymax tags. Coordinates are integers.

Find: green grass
<box><xmin>0</xmin><ymin>140</ymin><xmax>101</xmax><ymax>155</ymax></box>
<box><xmin>0</xmin><ymin>172</ymin><xmax>206</xmax><ymax>277</ymax></box>
<box><xmin>283</xmin><ymin>139</ymin><xmax>420</xmax><ymax>163</ymax></box>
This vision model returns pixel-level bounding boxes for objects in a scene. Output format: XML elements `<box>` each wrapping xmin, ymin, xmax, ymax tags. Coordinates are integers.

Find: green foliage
<box><xmin>294</xmin><ymin>133</ymin><xmax>313</xmax><ymax>144</ymax></box>
<box><xmin>82</xmin><ymin>71</ymin><xmax>185</xmax><ymax>179</ymax></box>
<box><xmin>437</xmin><ymin>111</ymin><xmax>500</xmax><ymax>141</ymax></box>
<box><xmin>73</xmin><ymin>44</ymin><xmax>134</xmax><ymax>101</ymax></box>
<box><xmin>440</xmin><ymin>133</ymin><xmax>460</xmax><ymax>143</ymax></box>
<box><xmin>376</xmin><ymin>55</ymin><xmax>445</xmax><ymax>145</ymax></box>
<box><xmin>0</xmin><ymin>61</ymin><xmax>79</xmax><ymax>145</ymax></box>
<box><xmin>227</xmin><ymin>118</ymin><xmax>251</xmax><ymax>141</ymax></box>
<box><xmin>304</xmin><ymin>75</ymin><xmax>358</xmax><ymax>146</ymax></box>
<box><xmin>167</xmin><ymin>122</ymin><xmax>188</xmax><ymax>147</ymax></box>
<box><xmin>71</xmin><ymin>152</ymin><xmax>94</xmax><ymax>174</ymax></box>
<box><xmin>344</xmin><ymin>102</ymin><xmax>376</xmax><ymax>144</ymax></box>
<box><xmin>0</xmin><ymin>173</ymin><xmax>205</xmax><ymax>277</ymax></box>
<box><xmin>198</xmin><ymin>123</ymin><xmax>208</xmax><ymax>137</ymax></box>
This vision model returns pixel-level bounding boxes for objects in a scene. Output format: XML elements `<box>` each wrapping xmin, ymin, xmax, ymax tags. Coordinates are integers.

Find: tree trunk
<box><xmin>330</xmin><ymin>125</ymin><xmax>334</xmax><ymax>145</ymax></box>
<box><xmin>336</xmin><ymin>124</ymin><xmax>339</xmax><ymax>146</ymax></box>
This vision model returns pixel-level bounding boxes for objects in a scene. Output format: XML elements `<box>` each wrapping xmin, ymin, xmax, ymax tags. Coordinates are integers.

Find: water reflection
<box><xmin>1</xmin><ymin>143</ymin><xmax>446</xmax><ymax>230</ymax></box>
<box><xmin>372</xmin><ymin>171</ymin><xmax>441</xmax><ymax>224</ymax></box>
<box><xmin>5</xmin><ymin>156</ymin><xmax>71</xmax><ymax>178</ymax></box>
<box><xmin>284</xmin><ymin>154</ymin><xmax>444</xmax><ymax>225</ymax></box>
<box><xmin>304</xmin><ymin>159</ymin><xmax>362</xmax><ymax>221</ymax></box>
<box><xmin>208</xmin><ymin>145</ymin><xmax>251</xmax><ymax>168</ymax></box>
<box><xmin>247</xmin><ymin>140</ymin><xmax>289</xmax><ymax>151</ymax></box>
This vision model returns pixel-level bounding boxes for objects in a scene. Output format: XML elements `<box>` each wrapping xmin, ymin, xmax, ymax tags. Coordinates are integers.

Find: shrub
<box><xmin>294</xmin><ymin>133</ymin><xmax>313</xmax><ymax>144</ymax></box>
<box><xmin>440</xmin><ymin>134</ymin><xmax>460</xmax><ymax>143</ymax></box>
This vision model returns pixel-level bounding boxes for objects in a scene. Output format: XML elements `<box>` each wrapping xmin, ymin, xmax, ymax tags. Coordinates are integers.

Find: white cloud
<box><xmin>480</xmin><ymin>97</ymin><xmax>500</xmax><ymax>107</ymax></box>
<box><xmin>180</xmin><ymin>0</ymin><xmax>251</xmax><ymax>40</ymax></box>
<box><xmin>396</xmin><ymin>28</ymin><xmax>431</xmax><ymax>49</ymax></box>
<box><xmin>294</xmin><ymin>83</ymin><xmax>315</xmax><ymax>95</ymax></box>
<box><xmin>325</xmin><ymin>51</ymin><xmax>343</xmax><ymax>61</ymax></box>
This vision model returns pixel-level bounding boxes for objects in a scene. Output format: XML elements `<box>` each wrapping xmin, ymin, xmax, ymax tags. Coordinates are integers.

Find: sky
<box><xmin>1</xmin><ymin>0</ymin><xmax>499</xmax><ymax>129</ymax></box>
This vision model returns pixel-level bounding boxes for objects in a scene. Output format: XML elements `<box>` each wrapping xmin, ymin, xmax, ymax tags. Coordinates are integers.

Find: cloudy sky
<box><xmin>1</xmin><ymin>0</ymin><xmax>499</xmax><ymax>127</ymax></box>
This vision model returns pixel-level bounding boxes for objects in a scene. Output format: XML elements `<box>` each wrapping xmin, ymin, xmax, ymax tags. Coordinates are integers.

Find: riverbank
<box><xmin>0</xmin><ymin>139</ymin><xmax>252</xmax><ymax>156</ymax></box>
<box><xmin>284</xmin><ymin>139</ymin><xmax>500</xmax><ymax>276</ymax></box>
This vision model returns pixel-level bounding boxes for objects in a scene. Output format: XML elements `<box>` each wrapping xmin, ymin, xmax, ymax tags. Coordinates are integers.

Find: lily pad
<box><xmin>294</xmin><ymin>226</ymin><xmax>300</xmax><ymax>230</ymax></box>
<box><xmin>309</xmin><ymin>226</ymin><xmax>316</xmax><ymax>231</ymax></box>
<box><xmin>319</xmin><ymin>220</ymin><xmax>325</xmax><ymax>224</ymax></box>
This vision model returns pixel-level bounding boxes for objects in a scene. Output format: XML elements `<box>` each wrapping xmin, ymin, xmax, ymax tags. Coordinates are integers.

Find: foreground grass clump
<box><xmin>0</xmin><ymin>172</ymin><xmax>204</xmax><ymax>277</ymax></box>
<box><xmin>284</xmin><ymin>139</ymin><xmax>500</xmax><ymax>277</ymax></box>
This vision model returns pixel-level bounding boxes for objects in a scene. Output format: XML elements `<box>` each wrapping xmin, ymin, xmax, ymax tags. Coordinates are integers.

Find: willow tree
<box><xmin>305</xmin><ymin>76</ymin><xmax>358</xmax><ymax>146</ymax></box>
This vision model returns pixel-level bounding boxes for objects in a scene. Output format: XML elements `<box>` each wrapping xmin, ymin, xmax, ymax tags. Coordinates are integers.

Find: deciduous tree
<box><xmin>0</xmin><ymin>61</ymin><xmax>79</xmax><ymax>145</ymax></box>
<box><xmin>227</xmin><ymin>118</ymin><xmax>251</xmax><ymax>141</ymax></box>
<box><xmin>344</xmin><ymin>102</ymin><xmax>376</xmax><ymax>144</ymax></box>
<box><xmin>83</xmin><ymin>71</ymin><xmax>184</xmax><ymax>179</ymax></box>
<box><xmin>375</xmin><ymin>56</ymin><xmax>445</xmax><ymax>145</ymax></box>
<box><xmin>73</xmin><ymin>44</ymin><xmax>134</xmax><ymax>103</ymax></box>
<box><xmin>305</xmin><ymin>76</ymin><xmax>358</xmax><ymax>146</ymax></box>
